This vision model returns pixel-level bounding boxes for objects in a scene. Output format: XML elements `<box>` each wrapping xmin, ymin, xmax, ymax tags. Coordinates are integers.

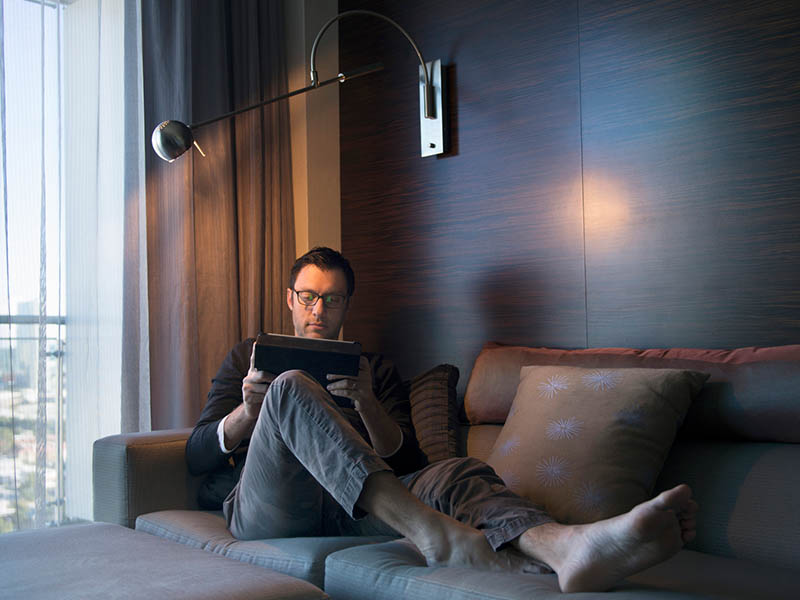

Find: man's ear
<box><xmin>286</xmin><ymin>288</ymin><xmax>294</xmax><ymax>311</ymax></box>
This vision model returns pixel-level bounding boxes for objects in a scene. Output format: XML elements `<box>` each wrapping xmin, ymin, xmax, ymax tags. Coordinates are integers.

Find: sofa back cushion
<box><xmin>463</xmin><ymin>343</ymin><xmax>800</xmax><ymax>442</ymax></box>
<box><xmin>656</xmin><ymin>439</ymin><xmax>800</xmax><ymax>571</ymax></box>
<box><xmin>460</xmin><ymin>343</ymin><xmax>800</xmax><ymax>570</ymax></box>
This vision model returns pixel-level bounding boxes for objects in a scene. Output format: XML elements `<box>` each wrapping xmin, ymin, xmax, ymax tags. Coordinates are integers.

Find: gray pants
<box><xmin>224</xmin><ymin>370</ymin><xmax>553</xmax><ymax>551</ymax></box>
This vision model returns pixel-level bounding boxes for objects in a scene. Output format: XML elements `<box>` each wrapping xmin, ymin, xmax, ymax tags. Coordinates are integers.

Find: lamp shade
<box><xmin>151</xmin><ymin>120</ymin><xmax>194</xmax><ymax>162</ymax></box>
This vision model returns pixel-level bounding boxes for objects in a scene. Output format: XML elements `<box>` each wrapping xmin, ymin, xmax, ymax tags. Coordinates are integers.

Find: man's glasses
<box><xmin>292</xmin><ymin>289</ymin><xmax>348</xmax><ymax>309</ymax></box>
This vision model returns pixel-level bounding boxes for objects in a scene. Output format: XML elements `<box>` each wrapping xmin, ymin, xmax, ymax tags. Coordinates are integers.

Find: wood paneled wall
<box><xmin>339</xmin><ymin>0</ymin><xmax>800</xmax><ymax>391</ymax></box>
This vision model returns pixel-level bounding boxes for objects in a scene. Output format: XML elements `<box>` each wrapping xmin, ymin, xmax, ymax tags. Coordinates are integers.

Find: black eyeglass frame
<box><xmin>292</xmin><ymin>289</ymin><xmax>349</xmax><ymax>309</ymax></box>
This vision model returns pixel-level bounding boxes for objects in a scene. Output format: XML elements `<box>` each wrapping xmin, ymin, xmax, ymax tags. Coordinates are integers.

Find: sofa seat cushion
<box><xmin>136</xmin><ymin>509</ymin><xmax>396</xmax><ymax>588</ymax></box>
<box><xmin>324</xmin><ymin>540</ymin><xmax>800</xmax><ymax>600</ymax></box>
<box><xmin>0</xmin><ymin>521</ymin><xmax>326</xmax><ymax>600</ymax></box>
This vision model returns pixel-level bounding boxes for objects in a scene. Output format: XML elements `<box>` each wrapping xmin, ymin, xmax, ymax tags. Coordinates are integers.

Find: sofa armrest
<box><xmin>93</xmin><ymin>428</ymin><xmax>202</xmax><ymax>528</ymax></box>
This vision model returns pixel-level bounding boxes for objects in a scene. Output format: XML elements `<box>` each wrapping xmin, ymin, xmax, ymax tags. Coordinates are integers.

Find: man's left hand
<box><xmin>326</xmin><ymin>355</ymin><xmax>377</xmax><ymax>412</ymax></box>
<box><xmin>327</xmin><ymin>356</ymin><xmax>402</xmax><ymax>457</ymax></box>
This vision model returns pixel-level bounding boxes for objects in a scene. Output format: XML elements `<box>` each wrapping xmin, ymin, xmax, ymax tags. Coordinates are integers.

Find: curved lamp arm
<box><xmin>310</xmin><ymin>9</ymin><xmax>435</xmax><ymax>119</ymax></box>
<box><xmin>151</xmin><ymin>63</ymin><xmax>383</xmax><ymax>162</ymax></box>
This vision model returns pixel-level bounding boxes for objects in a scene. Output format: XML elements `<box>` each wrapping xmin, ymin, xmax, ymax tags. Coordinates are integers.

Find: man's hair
<box><xmin>289</xmin><ymin>246</ymin><xmax>355</xmax><ymax>297</ymax></box>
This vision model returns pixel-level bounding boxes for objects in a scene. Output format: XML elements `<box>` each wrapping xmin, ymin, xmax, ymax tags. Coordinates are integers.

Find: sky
<box><xmin>1</xmin><ymin>0</ymin><xmax>66</xmax><ymax>320</ymax></box>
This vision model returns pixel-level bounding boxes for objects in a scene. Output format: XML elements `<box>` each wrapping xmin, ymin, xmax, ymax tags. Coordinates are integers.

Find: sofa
<box><xmin>93</xmin><ymin>342</ymin><xmax>800</xmax><ymax>599</ymax></box>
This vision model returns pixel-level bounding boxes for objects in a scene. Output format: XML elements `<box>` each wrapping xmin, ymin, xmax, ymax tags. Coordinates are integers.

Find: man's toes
<box><xmin>686</xmin><ymin>499</ymin><xmax>699</xmax><ymax>515</ymax></box>
<box><xmin>652</xmin><ymin>485</ymin><xmax>693</xmax><ymax>515</ymax></box>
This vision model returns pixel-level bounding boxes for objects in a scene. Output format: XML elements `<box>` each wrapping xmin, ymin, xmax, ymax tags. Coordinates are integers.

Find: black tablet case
<box><xmin>254</xmin><ymin>333</ymin><xmax>362</xmax><ymax>394</ymax></box>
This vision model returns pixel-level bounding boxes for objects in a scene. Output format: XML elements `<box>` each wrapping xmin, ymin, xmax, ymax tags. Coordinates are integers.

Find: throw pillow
<box><xmin>407</xmin><ymin>364</ymin><xmax>460</xmax><ymax>464</ymax></box>
<box><xmin>486</xmin><ymin>365</ymin><xmax>709</xmax><ymax>524</ymax></box>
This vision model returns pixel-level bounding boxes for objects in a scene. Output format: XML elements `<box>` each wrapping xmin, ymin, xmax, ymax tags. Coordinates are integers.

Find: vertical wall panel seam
<box><xmin>577</xmin><ymin>0</ymin><xmax>589</xmax><ymax>349</ymax></box>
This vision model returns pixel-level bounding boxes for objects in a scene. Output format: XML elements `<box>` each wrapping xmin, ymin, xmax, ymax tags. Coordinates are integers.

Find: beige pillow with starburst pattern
<box><xmin>486</xmin><ymin>365</ymin><xmax>708</xmax><ymax>524</ymax></box>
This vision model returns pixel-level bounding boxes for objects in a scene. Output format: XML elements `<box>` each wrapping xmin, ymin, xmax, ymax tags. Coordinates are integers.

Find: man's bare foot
<box><xmin>516</xmin><ymin>484</ymin><xmax>699</xmax><ymax>592</ymax></box>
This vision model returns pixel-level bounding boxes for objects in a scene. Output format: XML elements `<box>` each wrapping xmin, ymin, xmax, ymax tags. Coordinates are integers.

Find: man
<box><xmin>186</xmin><ymin>246</ymin><xmax>698</xmax><ymax>593</ymax></box>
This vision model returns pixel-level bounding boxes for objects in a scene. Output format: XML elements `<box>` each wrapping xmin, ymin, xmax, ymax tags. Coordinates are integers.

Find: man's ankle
<box><xmin>515</xmin><ymin>522</ymin><xmax>571</xmax><ymax>572</ymax></box>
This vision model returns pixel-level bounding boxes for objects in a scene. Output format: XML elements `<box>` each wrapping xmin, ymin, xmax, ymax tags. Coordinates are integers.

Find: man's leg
<box><xmin>228</xmin><ymin>371</ymin><xmax>536</xmax><ymax>570</ymax></box>
<box><xmin>356</xmin><ymin>470</ymin><xmax>544</xmax><ymax>573</ymax></box>
<box><xmin>400</xmin><ymin>457</ymin><xmax>554</xmax><ymax>553</ymax></box>
<box><xmin>225</xmin><ymin>370</ymin><xmax>392</xmax><ymax>540</ymax></box>
<box><xmin>358</xmin><ymin>456</ymin><xmax>698</xmax><ymax>592</ymax></box>
<box><xmin>513</xmin><ymin>484</ymin><xmax>698</xmax><ymax>593</ymax></box>
<box><xmin>353</xmin><ymin>457</ymin><xmax>550</xmax><ymax>572</ymax></box>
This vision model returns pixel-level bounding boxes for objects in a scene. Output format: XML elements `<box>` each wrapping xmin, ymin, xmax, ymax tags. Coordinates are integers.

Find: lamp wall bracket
<box><xmin>420</xmin><ymin>59</ymin><xmax>445</xmax><ymax>157</ymax></box>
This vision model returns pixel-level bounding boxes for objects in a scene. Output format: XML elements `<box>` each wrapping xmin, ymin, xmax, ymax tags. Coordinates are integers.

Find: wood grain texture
<box><xmin>339</xmin><ymin>0</ymin><xmax>585</xmax><ymax>389</ymax></box>
<box><xmin>580</xmin><ymin>0</ymin><xmax>800</xmax><ymax>348</ymax></box>
<box><xmin>338</xmin><ymin>0</ymin><xmax>800</xmax><ymax>388</ymax></box>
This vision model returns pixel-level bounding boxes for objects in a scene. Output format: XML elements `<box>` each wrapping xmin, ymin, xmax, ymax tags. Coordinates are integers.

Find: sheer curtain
<box><xmin>0</xmin><ymin>0</ymin><xmax>148</xmax><ymax>531</ymax></box>
<box><xmin>142</xmin><ymin>0</ymin><xmax>295</xmax><ymax>429</ymax></box>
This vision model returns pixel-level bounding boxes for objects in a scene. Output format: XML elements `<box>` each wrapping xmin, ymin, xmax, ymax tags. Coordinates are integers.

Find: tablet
<box><xmin>254</xmin><ymin>333</ymin><xmax>362</xmax><ymax>404</ymax></box>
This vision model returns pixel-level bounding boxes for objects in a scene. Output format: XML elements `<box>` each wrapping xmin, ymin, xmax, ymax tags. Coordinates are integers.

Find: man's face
<box><xmin>286</xmin><ymin>265</ymin><xmax>349</xmax><ymax>339</ymax></box>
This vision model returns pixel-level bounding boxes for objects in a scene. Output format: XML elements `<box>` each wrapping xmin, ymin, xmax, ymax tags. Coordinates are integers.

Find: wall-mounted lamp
<box><xmin>151</xmin><ymin>10</ymin><xmax>446</xmax><ymax>162</ymax></box>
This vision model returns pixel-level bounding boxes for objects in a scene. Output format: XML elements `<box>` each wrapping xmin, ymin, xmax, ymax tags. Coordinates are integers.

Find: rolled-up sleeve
<box><xmin>185</xmin><ymin>339</ymin><xmax>254</xmax><ymax>475</ymax></box>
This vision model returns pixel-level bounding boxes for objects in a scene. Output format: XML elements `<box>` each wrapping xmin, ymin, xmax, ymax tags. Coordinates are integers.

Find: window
<box><xmin>1</xmin><ymin>0</ymin><xmax>66</xmax><ymax>533</ymax></box>
<box><xmin>1</xmin><ymin>0</ymin><xmax>129</xmax><ymax>533</ymax></box>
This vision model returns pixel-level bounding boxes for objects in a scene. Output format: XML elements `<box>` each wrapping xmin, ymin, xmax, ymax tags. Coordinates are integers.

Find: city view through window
<box><xmin>0</xmin><ymin>320</ymin><xmax>66</xmax><ymax>532</ymax></box>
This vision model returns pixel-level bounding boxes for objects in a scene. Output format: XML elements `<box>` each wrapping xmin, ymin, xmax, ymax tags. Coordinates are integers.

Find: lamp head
<box><xmin>151</xmin><ymin>120</ymin><xmax>194</xmax><ymax>162</ymax></box>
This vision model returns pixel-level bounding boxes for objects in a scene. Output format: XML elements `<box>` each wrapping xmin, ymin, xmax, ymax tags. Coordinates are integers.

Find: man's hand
<box><xmin>327</xmin><ymin>356</ymin><xmax>402</xmax><ymax>457</ymax></box>
<box><xmin>223</xmin><ymin>341</ymin><xmax>274</xmax><ymax>451</ymax></box>
<box><xmin>326</xmin><ymin>355</ymin><xmax>378</xmax><ymax>412</ymax></box>
<box><xmin>241</xmin><ymin>341</ymin><xmax>274</xmax><ymax>420</ymax></box>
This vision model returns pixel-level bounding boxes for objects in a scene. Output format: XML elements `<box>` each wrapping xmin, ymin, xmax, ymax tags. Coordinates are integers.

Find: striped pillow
<box><xmin>407</xmin><ymin>364</ymin><xmax>460</xmax><ymax>464</ymax></box>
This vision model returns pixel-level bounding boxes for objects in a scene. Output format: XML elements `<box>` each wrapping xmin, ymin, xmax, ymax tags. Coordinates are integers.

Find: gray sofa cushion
<box><xmin>324</xmin><ymin>539</ymin><xmax>800</xmax><ymax>600</ymax></box>
<box><xmin>136</xmin><ymin>509</ymin><xmax>396</xmax><ymax>588</ymax></box>
<box><xmin>1</xmin><ymin>522</ymin><xmax>326</xmax><ymax>600</ymax></box>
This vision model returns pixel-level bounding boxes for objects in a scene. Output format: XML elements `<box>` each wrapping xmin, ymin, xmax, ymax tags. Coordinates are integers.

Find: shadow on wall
<box><xmin>440</xmin><ymin>64</ymin><xmax>459</xmax><ymax>158</ymax></box>
<box><xmin>472</xmin><ymin>261</ymin><xmax>584</xmax><ymax>351</ymax></box>
<box><xmin>357</xmin><ymin>261</ymin><xmax>549</xmax><ymax>385</ymax></box>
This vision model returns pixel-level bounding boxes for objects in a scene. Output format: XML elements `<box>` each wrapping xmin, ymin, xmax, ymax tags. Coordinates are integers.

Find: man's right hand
<box><xmin>222</xmin><ymin>341</ymin><xmax>275</xmax><ymax>451</ymax></box>
<box><xmin>242</xmin><ymin>340</ymin><xmax>274</xmax><ymax>420</ymax></box>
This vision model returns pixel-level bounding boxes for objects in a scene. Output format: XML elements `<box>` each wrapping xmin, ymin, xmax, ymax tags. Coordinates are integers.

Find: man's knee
<box><xmin>273</xmin><ymin>369</ymin><xmax>319</xmax><ymax>390</ymax></box>
<box><xmin>263</xmin><ymin>369</ymin><xmax>327</xmax><ymax>414</ymax></box>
